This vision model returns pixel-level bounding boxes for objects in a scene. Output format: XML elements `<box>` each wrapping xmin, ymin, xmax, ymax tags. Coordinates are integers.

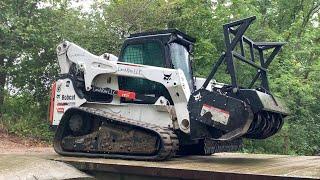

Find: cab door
<box><xmin>118</xmin><ymin>40</ymin><xmax>171</xmax><ymax>104</ymax></box>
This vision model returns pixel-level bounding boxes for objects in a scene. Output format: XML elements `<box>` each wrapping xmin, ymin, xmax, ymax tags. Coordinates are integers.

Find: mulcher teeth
<box><xmin>245</xmin><ymin>112</ymin><xmax>284</xmax><ymax>139</ymax></box>
<box><xmin>203</xmin><ymin>138</ymin><xmax>243</xmax><ymax>155</ymax></box>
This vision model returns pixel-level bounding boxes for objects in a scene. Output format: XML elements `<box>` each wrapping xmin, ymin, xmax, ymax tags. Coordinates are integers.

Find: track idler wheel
<box><xmin>68</xmin><ymin>114</ymin><xmax>91</xmax><ymax>136</ymax></box>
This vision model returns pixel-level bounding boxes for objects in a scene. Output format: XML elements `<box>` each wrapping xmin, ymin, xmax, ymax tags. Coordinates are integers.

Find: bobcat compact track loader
<box><xmin>49</xmin><ymin>16</ymin><xmax>289</xmax><ymax>160</ymax></box>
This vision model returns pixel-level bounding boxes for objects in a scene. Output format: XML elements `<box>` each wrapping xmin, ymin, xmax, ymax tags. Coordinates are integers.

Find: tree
<box><xmin>1</xmin><ymin>0</ymin><xmax>319</xmax><ymax>154</ymax></box>
<box><xmin>0</xmin><ymin>0</ymin><xmax>40</xmax><ymax>116</ymax></box>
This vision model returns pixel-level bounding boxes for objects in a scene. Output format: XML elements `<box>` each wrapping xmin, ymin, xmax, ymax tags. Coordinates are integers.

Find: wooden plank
<box><xmin>52</xmin><ymin>153</ymin><xmax>320</xmax><ymax>180</ymax></box>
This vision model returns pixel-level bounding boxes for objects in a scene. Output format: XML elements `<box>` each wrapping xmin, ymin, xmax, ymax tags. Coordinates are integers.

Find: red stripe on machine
<box><xmin>201</xmin><ymin>104</ymin><xmax>230</xmax><ymax>125</ymax></box>
<box><xmin>57</xmin><ymin>107</ymin><xmax>64</xmax><ymax>112</ymax></box>
<box><xmin>203</xmin><ymin>104</ymin><xmax>229</xmax><ymax>114</ymax></box>
<box><xmin>117</xmin><ymin>90</ymin><xmax>136</xmax><ymax>100</ymax></box>
<box><xmin>49</xmin><ymin>82</ymin><xmax>56</xmax><ymax>125</ymax></box>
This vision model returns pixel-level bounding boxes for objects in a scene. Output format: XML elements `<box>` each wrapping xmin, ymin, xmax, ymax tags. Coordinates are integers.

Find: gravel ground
<box><xmin>0</xmin><ymin>128</ymin><xmax>54</xmax><ymax>154</ymax></box>
<box><xmin>0</xmin><ymin>129</ymin><xmax>92</xmax><ymax>179</ymax></box>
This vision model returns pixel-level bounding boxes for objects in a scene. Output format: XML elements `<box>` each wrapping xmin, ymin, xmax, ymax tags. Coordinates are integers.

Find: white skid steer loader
<box><xmin>49</xmin><ymin>16</ymin><xmax>289</xmax><ymax>160</ymax></box>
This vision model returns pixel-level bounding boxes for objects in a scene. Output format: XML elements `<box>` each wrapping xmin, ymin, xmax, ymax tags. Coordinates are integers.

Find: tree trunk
<box><xmin>0</xmin><ymin>56</ymin><xmax>6</xmax><ymax>118</ymax></box>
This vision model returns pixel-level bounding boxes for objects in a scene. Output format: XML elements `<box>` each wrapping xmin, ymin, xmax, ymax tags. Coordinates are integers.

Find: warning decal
<box><xmin>200</xmin><ymin>104</ymin><xmax>230</xmax><ymax>125</ymax></box>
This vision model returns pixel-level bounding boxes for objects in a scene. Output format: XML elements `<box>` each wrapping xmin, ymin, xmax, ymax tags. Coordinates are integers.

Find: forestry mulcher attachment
<box><xmin>49</xmin><ymin>16</ymin><xmax>289</xmax><ymax>160</ymax></box>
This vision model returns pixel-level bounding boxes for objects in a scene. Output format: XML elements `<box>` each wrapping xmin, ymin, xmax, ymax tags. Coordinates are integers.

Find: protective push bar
<box><xmin>202</xmin><ymin>16</ymin><xmax>285</xmax><ymax>92</ymax></box>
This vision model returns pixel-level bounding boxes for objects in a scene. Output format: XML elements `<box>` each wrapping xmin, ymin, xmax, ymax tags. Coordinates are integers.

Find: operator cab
<box><xmin>118</xmin><ymin>29</ymin><xmax>196</xmax><ymax>104</ymax></box>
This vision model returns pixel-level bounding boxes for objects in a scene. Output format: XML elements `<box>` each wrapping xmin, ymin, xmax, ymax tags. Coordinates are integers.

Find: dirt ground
<box><xmin>0</xmin><ymin>128</ymin><xmax>53</xmax><ymax>154</ymax></box>
<box><xmin>0</xmin><ymin>128</ymin><xmax>91</xmax><ymax>179</ymax></box>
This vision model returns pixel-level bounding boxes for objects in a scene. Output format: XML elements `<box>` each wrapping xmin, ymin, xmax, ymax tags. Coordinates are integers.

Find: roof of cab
<box><xmin>128</xmin><ymin>29</ymin><xmax>196</xmax><ymax>43</ymax></box>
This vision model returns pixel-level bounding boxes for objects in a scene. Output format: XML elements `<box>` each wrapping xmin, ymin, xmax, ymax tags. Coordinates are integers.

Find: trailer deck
<box><xmin>0</xmin><ymin>151</ymin><xmax>319</xmax><ymax>179</ymax></box>
<box><xmin>52</xmin><ymin>153</ymin><xmax>320</xmax><ymax>180</ymax></box>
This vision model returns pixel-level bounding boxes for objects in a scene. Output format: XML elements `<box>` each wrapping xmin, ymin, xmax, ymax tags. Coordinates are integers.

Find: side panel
<box><xmin>83</xmin><ymin>103</ymin><xmax>173</xmax><ymax>127</ymax></box>
<box><xmin>50</xmin><ymin>77</ymin><xmax>173</xmax><ymax>128</ymax></box>
<box><xmin>188</xmin><ymin>89</ymin><xmax>253</xmax><ymax>140</ymax></box>
<box><xmin>51</xmin><ymin>78</ymin><xmax>86</xmax><ymax>126</ymax></box>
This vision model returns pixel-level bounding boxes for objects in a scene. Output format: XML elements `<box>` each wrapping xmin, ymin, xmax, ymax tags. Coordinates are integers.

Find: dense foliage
<box><xmin>0</xmin><ymin>0</ymin><xmax>319</xmax><ymax>154</ymax></box>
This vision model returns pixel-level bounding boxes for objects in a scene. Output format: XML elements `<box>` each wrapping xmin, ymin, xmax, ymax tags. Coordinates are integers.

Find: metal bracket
<box><xmin>202</xmin><ymin>16</ymin><xmax>285</xmax><ymax>92</ymax></box>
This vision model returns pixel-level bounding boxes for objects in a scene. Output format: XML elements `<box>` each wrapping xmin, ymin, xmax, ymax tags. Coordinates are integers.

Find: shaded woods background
<box><xmin>0</xmin><ymin>0</ymin><xmax>319</xmax><ymax>155</ymax></box>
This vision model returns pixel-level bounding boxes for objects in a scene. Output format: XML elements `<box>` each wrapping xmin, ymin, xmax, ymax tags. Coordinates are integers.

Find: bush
<box><xmin>0</xmin><ymin>93</ymin><xmax>53</xmax><ymax>142</ymax></box>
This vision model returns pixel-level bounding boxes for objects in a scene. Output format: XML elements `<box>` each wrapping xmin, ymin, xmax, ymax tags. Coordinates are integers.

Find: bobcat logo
<box><xmin>194</xmin><ymin>92</ymin><xmax>202</xmax><ymax>101</ymax></box>
<box><xmin>163</xmin><ymin>73</ymin><xmax>172</xmax><ymax>81</ymax></box>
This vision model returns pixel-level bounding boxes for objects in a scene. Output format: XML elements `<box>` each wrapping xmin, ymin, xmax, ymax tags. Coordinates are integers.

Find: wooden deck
<box><xmin>52</xmin><ymin>153</ymin><xmax>320</xmax><ymax>180</ymax></box>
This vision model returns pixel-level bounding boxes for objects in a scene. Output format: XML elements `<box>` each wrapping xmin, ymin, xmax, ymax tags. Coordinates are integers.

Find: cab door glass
<box><xmin>170</xmin><ymin>43</ymin><xmax>193</xmax><ymax>90</ymax></box>
<box><xmin>119</xmin><ymin>41</ymin><xmax>170</xmax><ymax>102</ymax></box>
<box><xmin>122</xmin><ymin>42</ymin><xmax>165</xmax><ymax>67</ymax></box>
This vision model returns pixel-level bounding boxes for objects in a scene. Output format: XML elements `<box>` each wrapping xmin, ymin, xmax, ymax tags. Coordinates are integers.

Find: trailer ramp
<box><xmin>53</xmin><ymin>153</ymin><xmax>320</xmax><ymax>180</ymax></box>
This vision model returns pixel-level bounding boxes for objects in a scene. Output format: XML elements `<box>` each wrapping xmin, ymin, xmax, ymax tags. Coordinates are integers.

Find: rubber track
<box><xmin>54</xmin><ymin>107</ymin><xmax>179</xmax><ymax>161</ymax></box>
